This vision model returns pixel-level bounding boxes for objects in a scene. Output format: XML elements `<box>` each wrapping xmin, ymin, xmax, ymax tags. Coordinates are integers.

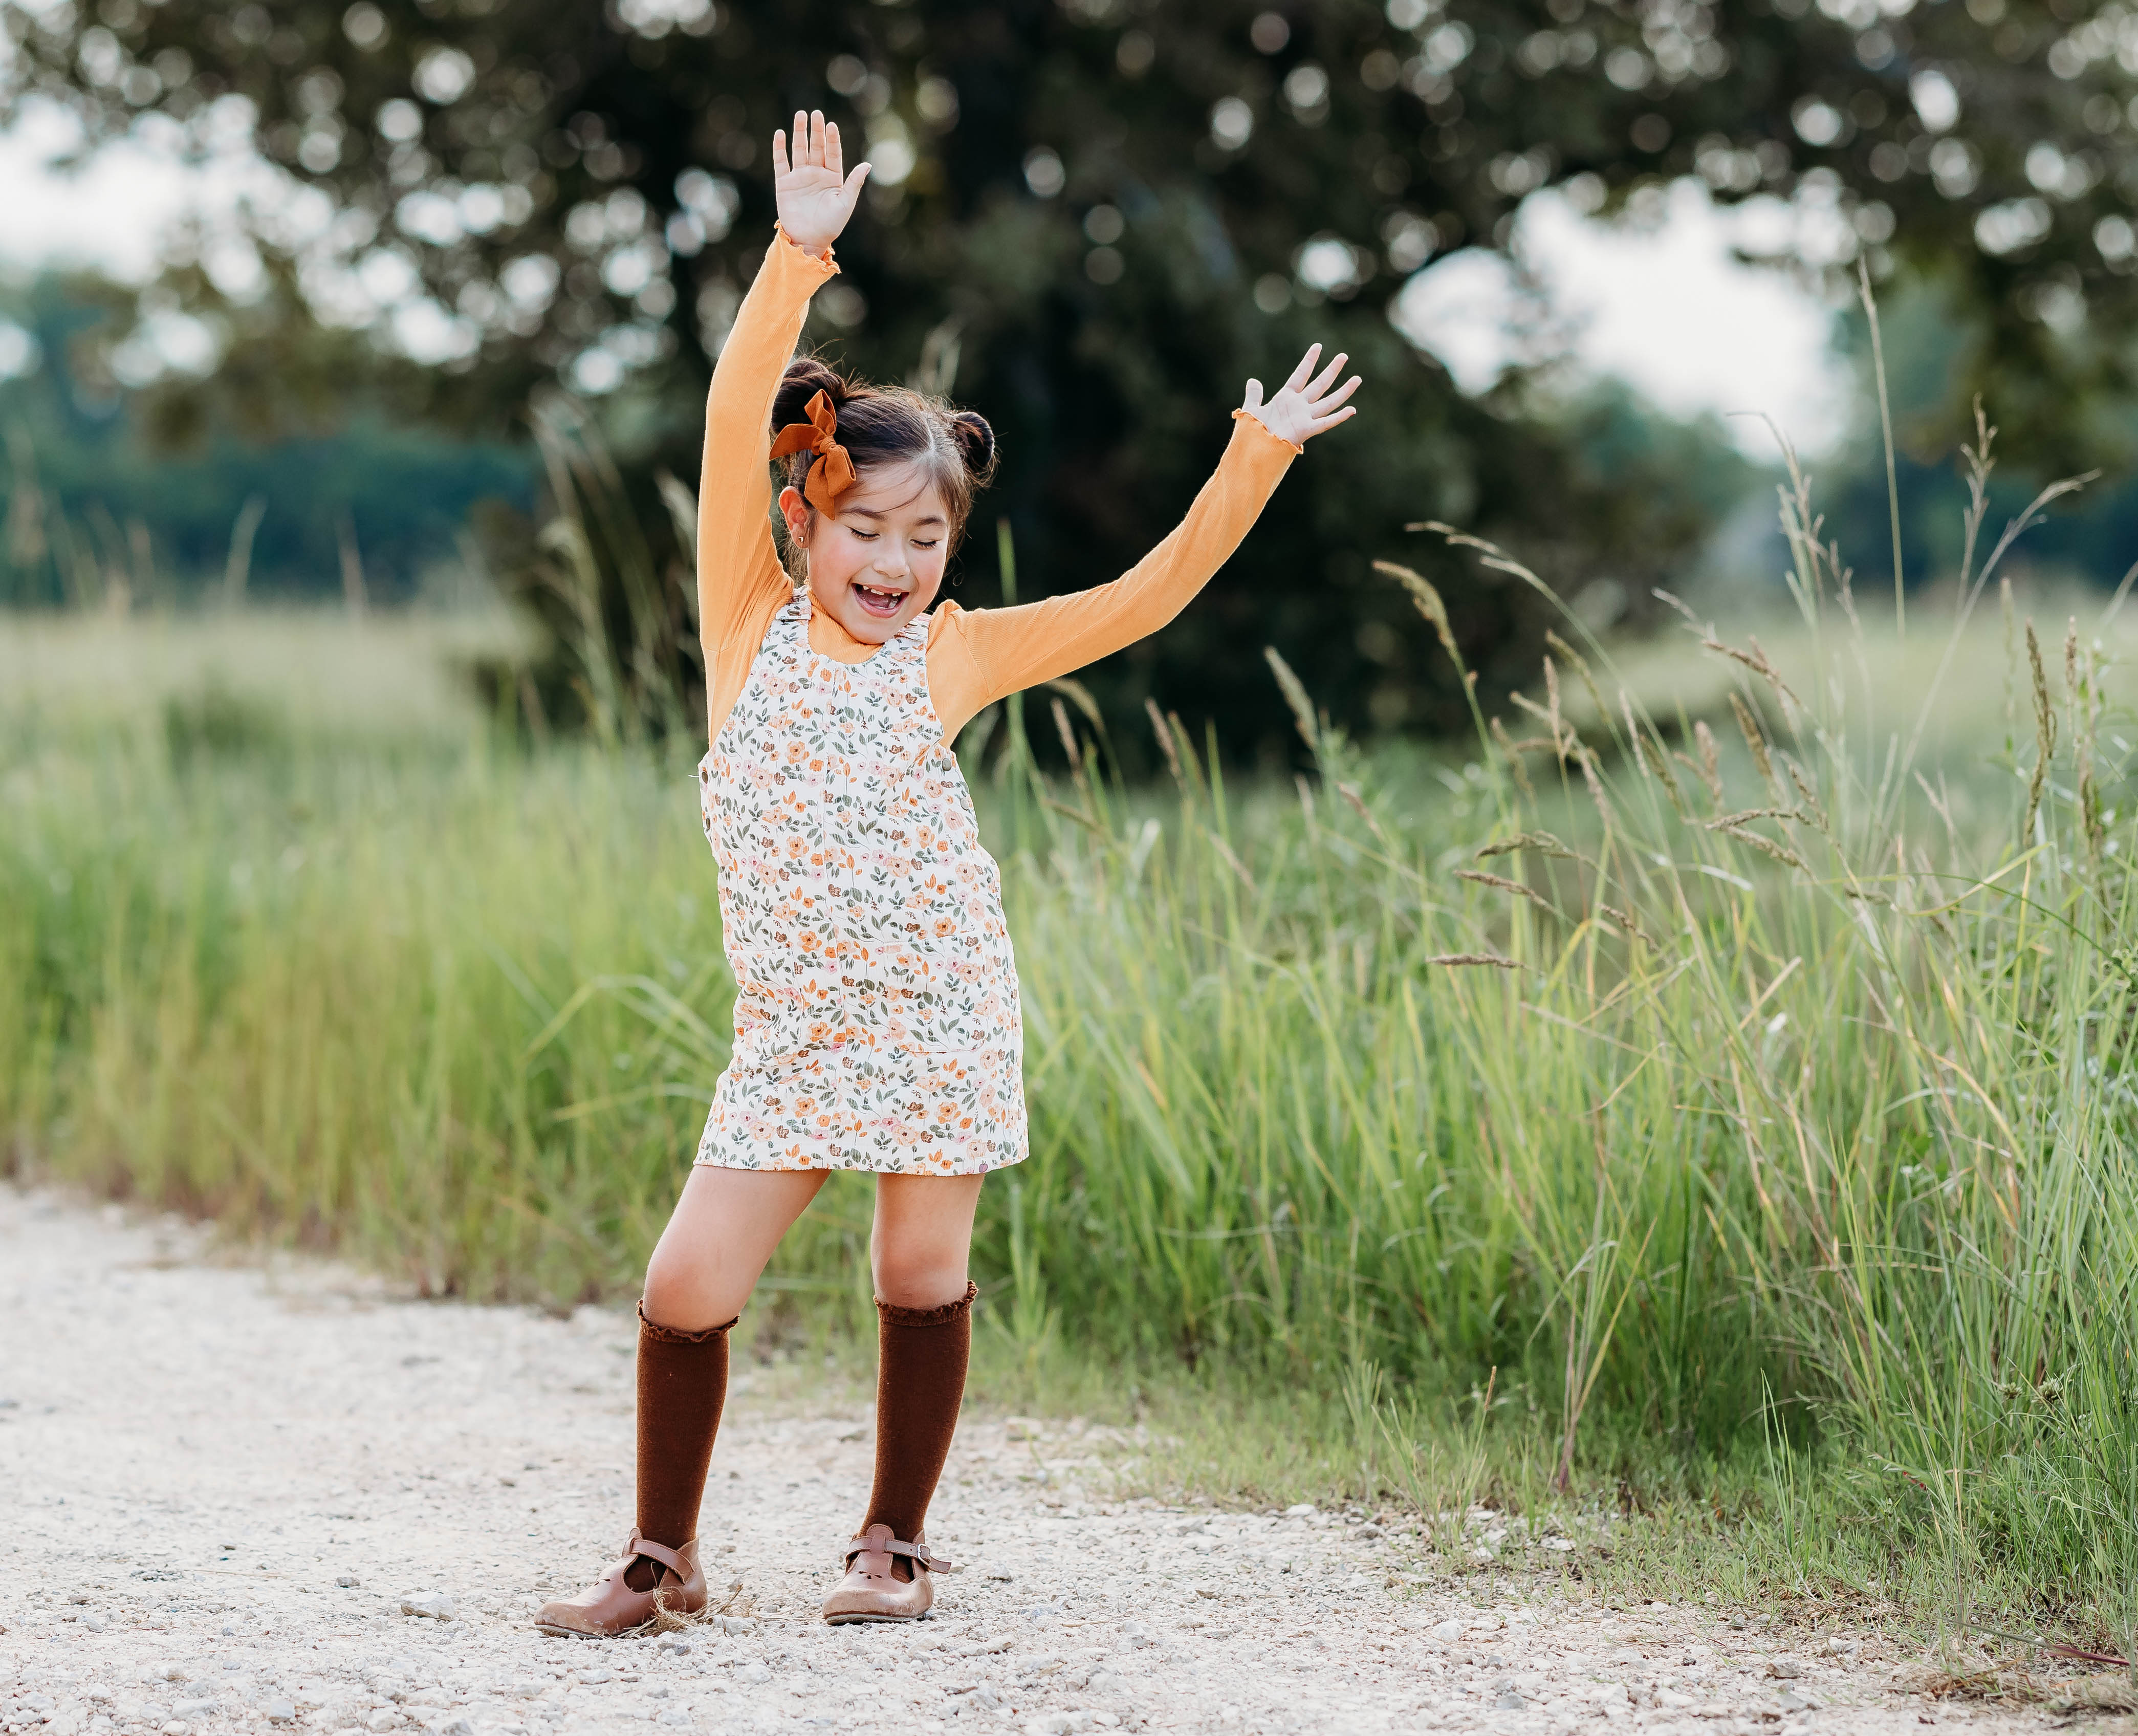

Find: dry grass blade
<box><xmin>1476</xmin><ymin>831</ymin><xmax>1577</xmax><ymax>861</ymax></box>
<box><xmin>1638</xmin><ymin>729</ymin><xmax>1689</xmax><ymax>817</ymax></box>
<box><xmin>1372</xmin><ymin>558</ymin><xmax>1459</xmax><ymax>660</ymax></box>
<box><xmin>1145</xmin><ymin>696</ymin><xmax>1184</xmax><ymax>787</ymax></box>
<box><xmin>1703</xmin><ymin>635</ymin><xmax>1803</xmax><ymax>714</ymax></box>
<box><xmin>1422</xmin><ymin>951</ymin><xmax>1523</xmax><ymax>970</ymax></box>
<box><xmin>1730</xmin><ymin>691</ymin><xmax>1776</xmax><ymax>786</ymax></box>
<box><xmin>1783</xmin><ymin>759</ymin><xmax>1829</xmax><ymax>833</ymax></box>
<box><xmin>1574</xmin><ymin>741</ymin><xmax>1614</xmax><ymax>829</ymax></box>
<box><xmin>1509</xmin><ymin>689</ymin><xmax>1565</xmax><ymax>749</ymax></box>
<box><xmin>1209</xmin><ymin>832</ymin><xmax>1258</xmax><ymax>895</ymax></box>
<box><xmin>1338</xmin><ymin>780</ymin><xmax>1395</xmax><ymax>849</ymax></box>
<box><xmin>1408</xmin><ymin>520</ymin><xmax>1560</xmax><ymax>605</ymax></box>
<box><xmin>1693</xmin><ymin>721</ymin><xmax>1723</xmax><ymax>803</ymax></box>
<box><xmin>1717</xmin><ymin>825</ymin><xmax>1809</xmax><ymax>873</ymax></box>
<box><xmin>2023</xmin><ymin>620</ymin><xmax>2056</xmax><ymax>845</ymax></box>
<box><xmin>1544</xmin><ymin>631</ymin><xmax>1610</xmax><ymax>731</ymax></box>
<box><xmin>1264</xmin><ymin>645</ymin><xmax>1320</xmax><ymax>752</ymax></box>
<box><xmin>1489</xmin><ymin>717</ymin><xmax>1537</xmax><ymax>796</ymax></box>
<box><xmin>1046</xmin><ymin>675</ymin><xmax>1106</xmax><ymax>731</ymax></box>
<box><xmin>1455</xmin><ymin>869</ymin><xmax>1555</xmax><ymax>914</ymax></box>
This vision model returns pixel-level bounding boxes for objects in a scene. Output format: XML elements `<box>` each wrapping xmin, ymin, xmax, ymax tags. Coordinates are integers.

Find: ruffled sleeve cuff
<box><xmin>767</xmin><ymin>224</ymin><xmax>842</xmax><ymax>287</ymax></box>
<box><xmin>1232</xmin><ymin>405</ymin><xmax>1304</xmax><ymax>457</ymax></box>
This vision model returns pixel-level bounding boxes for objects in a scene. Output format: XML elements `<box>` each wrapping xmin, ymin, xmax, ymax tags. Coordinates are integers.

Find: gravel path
<box><xmin>0</xmin><ymin>1184</ymin><xmax>2086</xmax><ymax>1736</ymax></box>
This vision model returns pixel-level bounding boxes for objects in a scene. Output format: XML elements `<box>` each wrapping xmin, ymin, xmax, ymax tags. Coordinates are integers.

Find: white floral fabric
<box><xmin>692</xmin><ymin>595</ymin><xmax>1028</xmax><ymax>1175</ymax></box>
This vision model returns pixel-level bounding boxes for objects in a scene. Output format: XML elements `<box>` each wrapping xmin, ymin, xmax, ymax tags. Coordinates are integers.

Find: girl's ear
<box><xmin>777</xmin><ymin>485</ymin><xmax>813</xmax><ymax>547</ymax></box>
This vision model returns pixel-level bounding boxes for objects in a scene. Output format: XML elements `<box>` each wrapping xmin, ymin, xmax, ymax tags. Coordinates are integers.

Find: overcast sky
<box><xmin>0</xmin><ymin>105</ymin><xmax>1852</xmax><ymax>456</ymax></box>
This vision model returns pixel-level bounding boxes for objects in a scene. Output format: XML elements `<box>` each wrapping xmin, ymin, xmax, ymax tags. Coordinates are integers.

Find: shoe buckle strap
<box><xmin>841</xmin><ymin>1535</ymin><xmax>955</xmax><ymax>1575</ymax></box>
<box><xmin>626</xmin><ymin>1532</ymin><xmax>689</xmax><ymax>1583</ymax></box>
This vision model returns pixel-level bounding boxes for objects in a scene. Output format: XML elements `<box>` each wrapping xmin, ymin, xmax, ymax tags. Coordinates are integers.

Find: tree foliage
<box><xmin>5</xmin><ymin>0</ymin><xmax>2127</xmax><ymax>746</ymax></box>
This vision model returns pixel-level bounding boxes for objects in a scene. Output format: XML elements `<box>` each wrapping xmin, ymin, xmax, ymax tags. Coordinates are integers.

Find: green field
<box><xmin>6</xmin><ymin>491</ymin><xmax>2138</xmax><ymax>1656</ymax></box>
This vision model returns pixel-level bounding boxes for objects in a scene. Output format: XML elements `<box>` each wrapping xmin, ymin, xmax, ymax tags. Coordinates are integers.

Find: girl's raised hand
<box><xmin>774</xmin><ymin>110</ymin><xmax>870</xmax><ymax>257</ymax></box>
<box><xmin>1240</xmin><ymin>344</ymin><xmax>1362</xmax><ymax>447</ymax></box>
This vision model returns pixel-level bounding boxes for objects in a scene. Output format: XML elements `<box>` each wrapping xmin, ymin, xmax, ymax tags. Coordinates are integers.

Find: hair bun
<box><xmin>772</xmin><ymin>356</ymin><xmax>852</xmax><ymax>431</ymax></box>
<box><xmin>949</xmin><ymin>410</ymin><xmax>997</xmax><ymax>482</ymax></box>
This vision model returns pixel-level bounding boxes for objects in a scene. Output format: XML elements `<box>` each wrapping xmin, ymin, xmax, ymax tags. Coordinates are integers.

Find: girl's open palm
<box><xmin>774</xmin><ymin>110</ymin><xmax>869</xmax><ymax>257</ymax></box>
<box><xmin>1242</xmin><ymin>345</ymin><xmax>1362</xmax><ymax>447</ymax></box>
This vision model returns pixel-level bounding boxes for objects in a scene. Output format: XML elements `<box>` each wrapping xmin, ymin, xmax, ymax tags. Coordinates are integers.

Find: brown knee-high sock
<box><xmin>627</xmin><ymin>1303</ymin><xmax>735</xmax><ymax>1591</ymax></box>
<box><xmin>863</xmin><ymin>1281</ymin><xmax>977</xmax><ymax>1550</ymax></box>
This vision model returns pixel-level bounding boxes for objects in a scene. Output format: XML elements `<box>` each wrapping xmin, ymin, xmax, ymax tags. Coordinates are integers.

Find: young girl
<box><xmin>535</xmin><ymin>111</ymin><xmax>1360</xmax><ymax>1637</ymax></box>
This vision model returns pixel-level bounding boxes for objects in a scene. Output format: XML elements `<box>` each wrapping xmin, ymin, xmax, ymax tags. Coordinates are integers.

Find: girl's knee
<box><xmin>872</xmin><ymin>1254</ymin><xmax>969</xmax><ymax>1311</ymax></box>
<box><xmin>642</xmin><ymin>1246</ymin><xmax>744</xmax><ymax>1334</ymax></box>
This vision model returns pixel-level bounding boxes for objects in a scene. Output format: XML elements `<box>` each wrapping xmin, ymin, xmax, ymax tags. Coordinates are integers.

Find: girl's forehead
<box><xmin>844</xmin><ymin>461</ymin><xmax>947</xmax><ymax>522</ymax></box>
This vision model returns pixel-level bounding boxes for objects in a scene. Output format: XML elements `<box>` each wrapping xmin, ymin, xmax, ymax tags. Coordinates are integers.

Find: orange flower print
<box><xmin>693</xmin><ymin>596</ymin><xmax>1026</xmax><ymax>1178</ymax></box>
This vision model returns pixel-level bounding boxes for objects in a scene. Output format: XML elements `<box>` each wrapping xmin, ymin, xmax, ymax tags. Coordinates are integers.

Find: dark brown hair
<box><xmin>771</xmin><ymin>357</ymin><xmax>996</xmax><ymax>552</ymax></box>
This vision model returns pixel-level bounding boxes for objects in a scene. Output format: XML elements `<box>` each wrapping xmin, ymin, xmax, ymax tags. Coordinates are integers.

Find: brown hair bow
<box><xmin>768</xmin><ymin>389</ymin><xmax>856</xmax><ymax>515</ymax></box>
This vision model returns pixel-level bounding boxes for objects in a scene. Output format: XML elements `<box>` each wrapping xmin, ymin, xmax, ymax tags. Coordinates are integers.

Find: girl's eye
<box><xmin>848</xmin><ymin>528</ymin><xmax>879</xmax><ymax>541</ymax></box>
<box><xmin>914</xmin><ymin>539</ymin><xmax>941</xmax><ymax>551</ymax></box>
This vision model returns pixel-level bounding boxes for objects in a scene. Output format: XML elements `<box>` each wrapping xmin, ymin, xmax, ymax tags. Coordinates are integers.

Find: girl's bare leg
<box><xmin>870</xmin><ymin>1171</ymin><xmax>986</xmax><ymax>1306</ymax></box>
<box><xmin>643</xmin><ymin>1164</ymin><xmax>830</xmax><ymax>1329</ymax></box>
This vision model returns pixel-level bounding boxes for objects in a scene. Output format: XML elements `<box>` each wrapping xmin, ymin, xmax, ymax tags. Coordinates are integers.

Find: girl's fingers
<box><xmin>1308</xmin><ymin>405</ymin><xmax>1358</xmax><ymax>435</ymax></box>
<box><xmin>1314</xmin><ymin>374</ymin><xmax>1363</xmax><ymax>411</ymax></box>
<box><xmin>811</xmin><ymin>109</ymin><xmax>827</xmax><ymax>165</ymax></box>
<box><xmin>1243</xmin><ymin>378</ymin><xmax>1264</xmax><ymax>409</ymax></box>
<box><xmin>793</xmin><ymin>110</ymin><xmax>810</xmax><ymax>165</ymax></box>
<box><xmin>1307</xmin><ymin>352</ymin><xmax>1349</xmax><ymax>396</ymax></box>
<box><xmin>825</xmin><ymin>117</ymin><xmax>843</xmax><ymax>179</ymax></box>
<box><xmin>773</xmin><ymin>127</ymin><xmax>788</xmax><ymax>177</ymax></box>
<box><xmin>841</xmin><ymin>160</ymin><xmax>871</xmax><ymax>213</ymax></box>
<box><xmin>1283</xmin><ymin>344</ymin><xmax>1321</xmax><ymax>393</ymax></box>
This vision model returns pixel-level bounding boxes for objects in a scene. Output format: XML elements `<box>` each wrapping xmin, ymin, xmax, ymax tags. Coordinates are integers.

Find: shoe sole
<box><xmin>822</xmin><ymin>1609</ymin><xmax>930</xmax><ymax>1624</ymax></box>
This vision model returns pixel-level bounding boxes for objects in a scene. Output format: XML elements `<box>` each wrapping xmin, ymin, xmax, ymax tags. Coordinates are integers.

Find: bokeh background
<box><xmin>13</xmin><ymin>0</ymin><xmax>2138</xmax><ymax>751</ymax></box>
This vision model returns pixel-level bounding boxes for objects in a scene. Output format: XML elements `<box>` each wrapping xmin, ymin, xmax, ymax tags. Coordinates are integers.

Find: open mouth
<box><xmin>853</xmin><ymin>583</ymin><xmax>907</xmax><ymax>619</ymax></box>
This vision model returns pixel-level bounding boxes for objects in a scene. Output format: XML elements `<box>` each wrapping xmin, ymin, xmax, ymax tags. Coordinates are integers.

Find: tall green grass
<box><xmin>4</xmin><ymin>417</ymin><xmax>2136</xmax><ymax>1647</ymax></box>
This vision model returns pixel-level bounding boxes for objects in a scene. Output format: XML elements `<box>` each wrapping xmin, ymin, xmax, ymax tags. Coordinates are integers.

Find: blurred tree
<box><xmin>7</xmin><ymin>0</ymin><xmax>2124</xmax><ymax>749</ymax></box>
<box><xmin>0</xmin><ymin>276</ymin><xmax>534</xmax><ymax>609</ymax></box>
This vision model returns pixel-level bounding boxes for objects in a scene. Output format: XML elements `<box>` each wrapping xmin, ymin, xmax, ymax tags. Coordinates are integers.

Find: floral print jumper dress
<box><xmin>693</xmin><ymin>593</ymin><xmax>1028</xmax><ymax>1175</ymax></box>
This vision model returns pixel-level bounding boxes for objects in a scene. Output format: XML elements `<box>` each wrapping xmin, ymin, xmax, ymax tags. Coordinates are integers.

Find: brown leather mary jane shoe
<box><xmin>821</xmin><ymin>1523</ymin><xmax>953</xmax><ymax>1624</ymax></box>
<box><xmin>534</xmin><ymin>1532</ymin><xmax>706</xmax><ymax>1639</ymax></box>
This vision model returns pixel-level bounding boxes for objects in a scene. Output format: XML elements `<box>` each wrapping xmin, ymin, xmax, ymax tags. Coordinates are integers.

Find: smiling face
<box><xmin>780</xmin><ymin>460</ymin><xmax>951</xmax><ymax>644</ymax></box>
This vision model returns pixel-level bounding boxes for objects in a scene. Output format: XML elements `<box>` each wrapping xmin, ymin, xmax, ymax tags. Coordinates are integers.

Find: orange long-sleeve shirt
<box><xmin>696</xmin><ymin>229</ymin><xmax>1299</xmax><ymax>746</ymax></box>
